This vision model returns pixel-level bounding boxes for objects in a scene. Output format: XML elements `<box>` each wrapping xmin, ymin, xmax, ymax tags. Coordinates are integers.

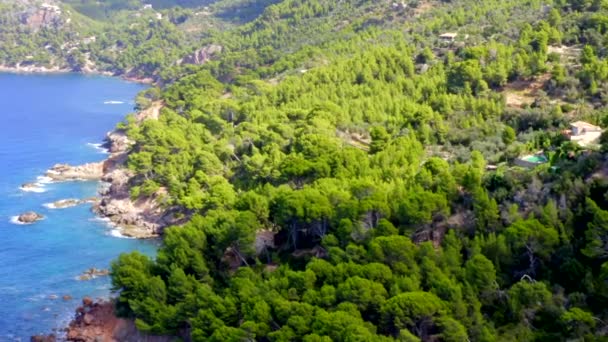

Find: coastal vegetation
<box><xmin>7</xmin><ymin>0</ymin><xmax>608</xmax><ymax>340</ymax></box>
<box><xmin>106</xmin><ymin>0</ymin><xmax>608</xmax><ymax>340</ymax></box>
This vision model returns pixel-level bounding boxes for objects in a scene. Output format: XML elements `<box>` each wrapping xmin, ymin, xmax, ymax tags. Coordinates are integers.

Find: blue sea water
<box><xmin>0</xmin><ymin>73</ymin><xmax>158</xmax><ymax>340</ymax></box>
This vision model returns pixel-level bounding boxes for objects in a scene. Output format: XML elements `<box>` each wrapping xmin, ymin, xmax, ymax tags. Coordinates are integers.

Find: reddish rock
<box><xmin>66</xmin><ymin>300</ymin><xmax>174</xmax><ymax>342</ymax></box>
<box><xmin>30</xmin><ymin>334</ymin><xmax>56</xmax><ymax>342</ymax></box>
<box><xmin>63</xmin><ymin>295</ymin><xmax>73</xmax><ymax>301</ymax></box>
<box><xmin>82</xmin><ymin>297</ymin><xmax>93</xmax><ymax>307</ymax></box>
<box><xmin>83</xmin><ymin>313</ymin><xmax>94</xmax><ymax>325</ymax></box>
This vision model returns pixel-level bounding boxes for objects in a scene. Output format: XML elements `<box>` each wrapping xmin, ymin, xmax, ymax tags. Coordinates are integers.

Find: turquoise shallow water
<box><xmin>0</xmin><ymin>73</ymin><xmax>158</xmax><ymax>340</ymax></box>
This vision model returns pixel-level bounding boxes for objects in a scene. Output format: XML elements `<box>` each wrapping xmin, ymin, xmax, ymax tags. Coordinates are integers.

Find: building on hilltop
<box><xmin>566</xmin><ymin>121</ymin><xmax>603</xmax><ymax>147</ymax></box>
<box><xmin>439</xmin><ymin>32</ymin><xmax>458</xmax><ymax>43</ymax></box>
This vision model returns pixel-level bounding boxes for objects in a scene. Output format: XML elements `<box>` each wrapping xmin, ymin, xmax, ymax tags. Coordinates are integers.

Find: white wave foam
<box><xmin>36</xmin><ymin>175</ymin><xmax>53</xmax><ymax>184</ymax></box>
<box><xmin>10</xmin><ymin>216</ymin><xmax>28</xmax><ymax>225</ymax></box>
<box><xmin>20</xmin><ymin>175</ymin><xmax>55</xmax><ymax>193</ymax></box>
<box><xmin>90</xmin><ymin>216</ymin><xmax>135</xmax><ymax>239</ymax></box>
<box><xmin>90</xmin><ymin>216</ymin><xmax>112</xmax><ymax>224</ymax></box>
<box><xmin>42</xmin><ymin>202</ymin><xmax>56</xmax><ymax>209</ymax></box>
<box><xmin>108</xmin><ymin>228</ymin><xmax>135</xmax><ymax>239</ymax></box>
<box><xmin>87</xmin><ymin>142</ymin><xmax>109</xmax><ymax>154</ymax></box>
<box><xmin>104</xmin><ymin>100</ymin><xmax>124</xmax><ymax>105</ymax></box>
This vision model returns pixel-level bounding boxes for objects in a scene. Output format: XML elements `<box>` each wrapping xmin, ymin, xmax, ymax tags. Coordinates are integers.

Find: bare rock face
<box><xmin>46</xmin><ymin>163</ymin><xmax>104</xmax><ymax>182</ymax></box>
<box><xmin>18</xmin><ymin>211</ymin><xmax>44</xmax><ymax>224</ymax></box>
<box><xmin>67</xmin><ymin>300</ymin><xmax>174</xmax><ymax>342</ymax></box>
<box><xmin>180</xmin><ymin>44</ymin><xmax>223</xmax><ymax>65</ymax></box>
<box><xmin>95</xmin><ymin>167</ymin><xmax>181</xmax><ymax>239</ymax></box>
<box><xmin>18</xmin><ymin>2</ymin><xmax>64</xmax><ymax>30</ymax></box>
<box><xmin>103</xmin><ymin>130</ymin><xmax>133</xmax><ymax>155</ymax></box>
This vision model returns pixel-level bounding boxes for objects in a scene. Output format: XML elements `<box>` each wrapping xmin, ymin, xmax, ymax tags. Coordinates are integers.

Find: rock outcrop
<box><xmin>92</xmin><ymin>101</ymin><xmax>185</xmax><ymax>238</ymax></box>
<box><xmin>179</xmin><ymin>44</ymin><xmax>223</xmax><ymax>65</ymax></box>
<box><xmin>47</xmin><ymin>198</ymin><xmax>98</xmax><ymax>209</ymax></box>
<box><xmin>95</xmin><ymin>168</ymin><xmax>177</xmax><ymax>238</ymax></box>
<box><xmin>19</xmin><ymin>2</ymin><xmax>64</xmax><ymax>30</ymax></box>
<box><xmin>66</xmin><ymin>299</ymin><xmax>173</xmax><ymax>342</ymax></box>
<box><xmin>18</xmin><ymin>211</ymin><xmax>44</xmax><ymax>224</ymax></box>
<box><xmin>46</xmin><ymin>163</ymin><xmax>104</xmax><ymax>182</ymax></box>
<box><xmin>102</xmin><ymin>130</ymin><xmax>132</xmax><ymax>155</ymax></box>
<box><xmin>42</xmin><ymin>101</ymin><xmax>177</xmax><ymax>238</ymax></box>
<box><xmin>78</xmin><ymin>268</ymin><xmax>110</xmax><ymax>281</ymax></box>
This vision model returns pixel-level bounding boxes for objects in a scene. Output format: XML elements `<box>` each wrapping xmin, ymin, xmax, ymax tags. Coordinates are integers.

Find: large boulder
<box><xmin>30</xmin><ymin>335</ymin><xmax>56</xmax><ymax>342</ymax></box>
<box><xmin>18</xmin><ymin>212</ymin><xmax>44</xmax><ymax>224</ymax></box>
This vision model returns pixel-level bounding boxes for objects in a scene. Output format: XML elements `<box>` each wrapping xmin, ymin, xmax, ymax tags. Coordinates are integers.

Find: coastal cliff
<box><xmin>65</xmin><ymin>299</ymin><xmax>173</xmax><ymax>342</ymax></box>
<box><xmin>93</xmin><ymin>102</ymin><xmax>182</xmax><ymax>238</ymax></box>
<box><xmin>39</xmin><ymin>101</ymin><xmax>174</xmax><ymax>238</ymax></box>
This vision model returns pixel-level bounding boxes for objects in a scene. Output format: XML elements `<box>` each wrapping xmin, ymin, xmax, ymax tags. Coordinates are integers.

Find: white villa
<box><xmin>569</xmin><ymin>121</ymin><xmax>603</xmax><ymax>147</ymax></box>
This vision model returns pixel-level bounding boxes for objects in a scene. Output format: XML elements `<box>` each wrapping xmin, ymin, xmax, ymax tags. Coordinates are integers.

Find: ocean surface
<box><xmin>0</xmin><ymin>73</ymin><xmax>158</xmax><ymax>340</ymax></box>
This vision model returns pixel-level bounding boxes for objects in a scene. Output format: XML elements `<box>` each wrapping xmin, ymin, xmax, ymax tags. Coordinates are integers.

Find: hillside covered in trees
<box><xmin>14</xmin><ymin>0</ymin><xmax>608</xmax><ymax>341</ymax></box>
<box><xmin>0</xmin><ymin>0</ymin><xmax>279</xmax><ymax>77</ymax></box>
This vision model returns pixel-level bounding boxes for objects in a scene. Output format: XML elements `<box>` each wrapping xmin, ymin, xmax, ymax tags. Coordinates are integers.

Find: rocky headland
<box><xmin>63</xmin><ymin>298</ymin><xmax>173</xmax><ymax>342</ymax></box>
<box><xmin>45</xmin><ymin>163</ymin><xmax>104</xmax><ymax>182</ymax></box>
<box><xmin>40</xmin><ymin>101</ymin><xmax>177</xmax><ymax>239</ymax></box>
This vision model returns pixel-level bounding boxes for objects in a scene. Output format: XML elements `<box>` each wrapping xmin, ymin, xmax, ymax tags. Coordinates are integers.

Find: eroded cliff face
<box><xmin>2</xmin><ymin>0</ymin><xmax>67</xmax><ymax>30</ymax></box>
<box><xmin>94</xmin><ymin>101</ymin><xmax>186</xmax><ymax>238</ymax></box>
<box><xmin>178</xmin><ymin>44</ymin><xmax>223</xmax><ymax>65</ymax></box>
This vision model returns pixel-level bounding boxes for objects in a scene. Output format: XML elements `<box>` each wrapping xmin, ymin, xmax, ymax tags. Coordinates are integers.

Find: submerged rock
<box><xmin>50</xmin><ymin>199</ymin><xmax>80</xmax><ymax>209</ymax></box>
<box><xmin>30</xmin><ymin>334</ymin><xmax>56</xmax><ymax>342</ymax></box>
<box><xmin>18</xmin><ymin>212</ymin><xmax>44</xmax><ymax>224</ymax></box>
<box><xmin>47</xmin><ymin>197</ymin><xmax>99</xmax><ymax>209</ymax></box>
<box><xmin>21</xmin><ymin>182</ymin><xmax>38</xmax><ymax>190</ymax></box>
<box><xmin>78</xmin><ymin>268</ymin><xmax>110</xmax><ymax>281</ymax></box>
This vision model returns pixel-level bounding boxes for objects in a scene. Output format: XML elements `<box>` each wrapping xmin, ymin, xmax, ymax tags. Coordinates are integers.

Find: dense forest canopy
<box><xmin>8</xmin><ymin>0</ymin><xmax>608</xmax><ymax>340</ymax></box>
<box><xmin>106</xmin><ymin>0</ymin><xmax>608</xmax><ymax>340</ymax></box>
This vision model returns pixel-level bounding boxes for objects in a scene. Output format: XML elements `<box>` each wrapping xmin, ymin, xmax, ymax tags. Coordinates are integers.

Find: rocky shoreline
<box><xmin>22</xmin><ymin>101</ymin><xmax>170</xmax><ymax>339</ymax></box>
<box><xmin>13</xmin><ymin>103</ymin><xmax>170</xmax><ymax>234</ymax></box>
<box><xmin>33</xmin><ymin>298</ymin><xmax>174</xmax><ymax>342</ymax></box>
<box><xmin>0</xmin><ymin>64</ymin><xmax>154</xmax><ymax>84</ymax></box>
<box><xmin>37</xmin><ymin>101</ymin><xmax>173</xmax><ymax>239</ymax></box>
